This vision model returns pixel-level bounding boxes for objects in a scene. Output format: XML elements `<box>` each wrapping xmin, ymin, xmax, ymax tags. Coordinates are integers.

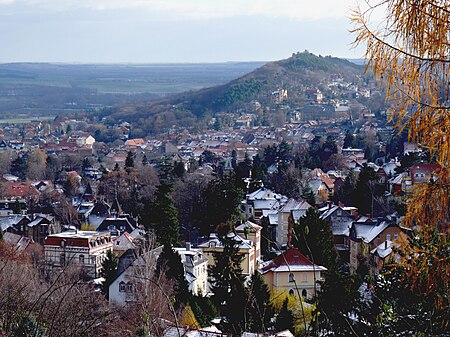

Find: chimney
<box><xmin>384</xmin><ymin>241</ymin><xmax>388</xmax><ymax>249</ymax></box>
<box><xmin>186</xmin><ymin>242</ymin><xmax>191</xmax><ymax>251</ymax></box>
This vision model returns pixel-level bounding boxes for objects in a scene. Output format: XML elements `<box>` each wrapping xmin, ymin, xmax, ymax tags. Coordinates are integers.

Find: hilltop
<box><xmin>99</xmin><ymin>51</ymin><xmax>365</xmax><ymax>136</ymax></box>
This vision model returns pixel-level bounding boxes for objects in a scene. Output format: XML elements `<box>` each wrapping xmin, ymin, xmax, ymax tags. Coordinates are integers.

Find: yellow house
<box><xmin>235</xmin><ymin>220</ymin><xmax>262</xmax><ymax>270</ymax></box>
<box><xmin>198</xmin><ymin>232</ymin><xmax>256</xmax><ymax>275</ymax></box>
<box><xmin>260</xmin><ymin>247</ymin><xmax>326</xmax><ymax>299</ymax></box>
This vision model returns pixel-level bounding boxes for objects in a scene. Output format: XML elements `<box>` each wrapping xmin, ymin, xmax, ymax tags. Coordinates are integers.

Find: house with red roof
<box><xmin>260</xmin><ymin>247</ymin><xmax>326</xmax><ymax>299</ymax></box>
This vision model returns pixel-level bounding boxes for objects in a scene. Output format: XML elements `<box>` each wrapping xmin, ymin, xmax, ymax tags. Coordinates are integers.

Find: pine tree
<box><xmin>179</xmin><ymin>304</ymin><xmax>200</xmax><ymax>329</ymax></box>
<box><xmin>209</xmin><ymin>232</ymin><xmax>247</xmax><ymax>335</ymax></box>
<box><xmin>142</xmin><ymin>154</ymin><xmax>148</xmax><ymax>166</ymax></box>
<box><xmin>125</xmin><ymin>151</ymin><xmax>134</xmax><ymax>169</ymax></box>
<box><xmin>156</xmin><ymin>244</ymin><xmax>189</xmax><ymax>306</ymax></box>
<box><xmin>99</xmin><ymin>250</ymin><xmax>118</xmax><ymax>300</ymax></box>
<box><xmin>144</xmin><ymin>181</ymin><xmax>180</xmax><ymax>246</ymax></box>
<box><xmin>247</xmin><ymin>271</ymin><xmax>275</xmax><ymax>333</ymax></box>
<box><xmin>292</xmin><ymin>208</ymin><xmax>338</xmax><ymax>270</ymax></box>
<box><xmin>275</xmin><ymin>298</ymin><xmax>294</xmax><ymax>332</ymax></box>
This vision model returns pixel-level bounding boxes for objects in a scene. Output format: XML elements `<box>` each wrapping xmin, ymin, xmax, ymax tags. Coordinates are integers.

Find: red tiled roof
<box><xmin>261</xmin><ymin>247</ymin><xmax>314</xmax><ymax>273</ymax></box>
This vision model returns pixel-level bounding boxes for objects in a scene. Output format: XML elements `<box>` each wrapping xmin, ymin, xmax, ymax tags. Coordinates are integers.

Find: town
<box><xmin>0</xmin><ymin>52</ymin><xmax>443</xmax><ymax>337</ymax></box>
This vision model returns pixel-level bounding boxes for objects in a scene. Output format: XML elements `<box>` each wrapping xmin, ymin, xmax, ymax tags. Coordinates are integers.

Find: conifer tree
<box><xmin>156</xmin><ymin>244</ymin><xmax>189</xmax><ymax>306</ymax></box>
<box><xmin>209</xmin><ymin>231</ymin><xmax>247</xmax><ymax>335</ymax></box>
<box><xmin>144</xmin><ymin>180</ymin><xmax>180</xmax><ymax>246</ymax></box>
<box><xmin>275</xmin><ymin>298</ymin><xmax>294</xmax><ymax>333</ymax></box>
<box><xmin>125</xmin><ymin>151</ymin><xmax>135</xmax><ymax>169</ymax></box>
<box><xmin>247</xmin><ymin>271</ymin><xmax>274</xmax><ymax>333</ymax></box>
<box><xmin>99</xmin><ymin>250</ymin><xmax>118</xmax><ymax>300</ymax></box>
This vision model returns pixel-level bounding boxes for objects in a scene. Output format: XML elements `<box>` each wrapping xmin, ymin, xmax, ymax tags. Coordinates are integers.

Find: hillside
<box><xmin>101</xmin><ymin>52</ymin><xmax>365</xmax><ymax>135</ymax></box>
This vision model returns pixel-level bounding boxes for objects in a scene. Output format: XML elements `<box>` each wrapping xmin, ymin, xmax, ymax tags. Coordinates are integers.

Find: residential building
<box><xmin>260</xmin><ymin>247</ymin><xmax>326</xmax><ymax>299</ymax></box>
<box><xmin>44</xmin><ymin>230</ymin><xmax>112</xmax><ymax>278</ymax></box>
<box><xmin>198</xmin><ymin>232</ymin><xmax>256</xmax><ymax>275</ymax></box>
<box><xmin>174</xmin><ymin>243</ymin><xmax>209</xmax><ymax>296</ymax></box>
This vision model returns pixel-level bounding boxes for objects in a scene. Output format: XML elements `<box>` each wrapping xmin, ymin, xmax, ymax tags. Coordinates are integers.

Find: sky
<box><xmin>0</xmin><ymin>0</ymin><xmax>365</xmax><ymax>63</ymax></box>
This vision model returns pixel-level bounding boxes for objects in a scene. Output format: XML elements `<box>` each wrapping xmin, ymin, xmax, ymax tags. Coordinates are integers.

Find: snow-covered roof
<box><xmin>370</xmin><ymin>240</ymin><xmax>393</xmax><ymax>259</ymax></box>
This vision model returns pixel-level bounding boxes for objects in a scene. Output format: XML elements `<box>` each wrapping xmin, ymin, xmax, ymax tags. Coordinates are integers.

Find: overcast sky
<box><xmin>0</xmin><ymin>0</ymin><xmax>364</xmax><ymax>63</ymax></box>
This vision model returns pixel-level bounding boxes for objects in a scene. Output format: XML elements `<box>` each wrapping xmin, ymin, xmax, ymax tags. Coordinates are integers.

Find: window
<box><xmin>289</xmin><ymin>289</ymin><xmax>295</xmax><ymax>296</ymax></box>
<box><xmin>288</xmin><ymin>273</ymin><xmax>295</xmax><ymax>283</ymax></box>
<box><xmin>394</xmin><ymin>233</ymin><xmax>398</xmax><ymax>240</ymax></box>
<box><xmin>60</xmin><ymin>253</ymin><xmax>65</xmax><ymax>265</ymax></box>
<box><xmin>126</xmin><ymin>283</ymin><xmax>133</xmax><ymax>293</ymax></box>
<box><xmin>386</xmin><ymin>234</ymin><xmax>391</xmax><ymax>241</ymax></box>
<box><xmin>301</xmin><ymin>273</ymin><xmax>308</xmax><ymax>283</ymax></box>
<box><xmin>302</xmin><ymin>289</ymin><xmax>307</xmax><ymax>298</ymax></box>
<box><xmin>79</xmin><ymin>255</ymin><xmax>84</xmax><ymax>264</ymax></box>
<box><xmin>119</xmin><ymin>281</ymin><xmax>126</xmax><ymax>292</ymax></box>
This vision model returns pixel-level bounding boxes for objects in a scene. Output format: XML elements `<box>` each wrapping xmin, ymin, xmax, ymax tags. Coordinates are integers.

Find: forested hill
<box><xmin>99</xmin><ymin>52</ymin><xmax>365</xmax><ymax>136</ymax></box>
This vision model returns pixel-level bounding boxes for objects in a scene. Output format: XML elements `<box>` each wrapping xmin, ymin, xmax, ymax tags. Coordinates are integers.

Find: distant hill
<box><xmin>101</xmin><ymin>52</ymin><xmax>365</xmax><ymax>135</ymax></box>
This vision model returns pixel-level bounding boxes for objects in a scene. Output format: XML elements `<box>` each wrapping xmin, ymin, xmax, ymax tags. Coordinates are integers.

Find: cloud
<box><xmin>0</xmin><ymin>0</ymin><xmax>357</xmax><ymax>21</ymax></box>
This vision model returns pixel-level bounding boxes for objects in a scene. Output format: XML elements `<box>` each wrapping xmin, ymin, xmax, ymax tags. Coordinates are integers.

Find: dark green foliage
<box><xmin>173</xmin><ymin>161</ymin><xmax>185</xmax><ymax>179</ymax></box>
<box><xmin>209</xmin><ymin>232</ymin><xmax>247</xmax><ymax>335</ymax></box>
<box><xmin>199</xmin><ymin>150</ymin><xmax>217</xmax><ymax>165</ymax></box>
<box><xmin>352</xmin><ymin>164</ymin><xmax>384</xmax><ymax>215</ymax></box>
<box><xmin>190</xmin><ymin>296</ymin><xmax>218</xmax><ymax>327</ymax></box>
<box><xmin>82</xmin><ymin>157</ymin><xmax>92</xmax><ymax>170</ymax></box>
<box><xmin>343</xmin><ymin>131</ymin><xmax>355</xmax><ymax>148</ymax></box>
<box><xmin>141</xmin><ymin>154</ymin><xmax>148</xmax><ymax>166</ymax></box>
<box><xmin>247</xmin><ymin>271</ymin><xmax>275</xmax><ymax>333</ymax></box>
<box><xmin>213</xmin><ymin>118</ymin><xmax>221</xmax><ymax>131</ymax></box>
<box><xmin>12</xmin><ymin>315</ymin><xmax>46</xmax><ymax>337</ymax></box>
<box><xmin>314</xmin><ymin>270</ymin><xmax>360</xmax><ymax>336</ymax></box>
<box><xmin>13</xmin><ymin>199</ymin><xmax>22</xmax><ymax>215</ymax></box>
<box><xmin>10</xmin><ymin>156</ymin><xmax>28</xmax><ymax>180</ymax></box>
<box><xmin>234</xmin><ymin>153</ymin><xmax>252</xmax><ymax>190</ymax></box>
<box><xmin>156</xmin><ymin>244</ymin><xmax>189</xmax><ymax>306</ymax></box>
<box><xmin>284</xmin><ymin>51</ymin><xmax>363</xmax><ymax>73</ymax></box>
<box><xmin>199</xmin><ymin>174</ymin><xmax>244</xmax><ymax>235</ymax></box>
<box><xmin>100</xmin><ymin>250</ymin><xmax>118</xmax><ymax>300</ymax></box>
<box><xmin>275</xmin><ymin>298</ymin><xmax>294</xmax><ymax>332</ymax></box>
<box><xmin>213</xmin><ymin>79</ymin><xmax>263</xmax><ymax>108</ymax></box>
<box><xmin>301</xmin><ymin>185</ymin><xmax>316</xmax><ymax>206</ymax></box>
<box><xmin>125</xmin><ymin>151</ymin><xmax>135</xmax><ymax>169</ymax></box>
<box><xmin>142</xmin><ymin>180</ymin><xmax>180</xmax><ymax>246</ymax></box>
<box><xmin>291</xmin><ymin>208</ymin><xmax>338</xmax><ymax>270</ymax></box>
<box><xmin>366</xmin><ymin>267</ymin><xmax>450</xmax><ymax>336</ymax></box>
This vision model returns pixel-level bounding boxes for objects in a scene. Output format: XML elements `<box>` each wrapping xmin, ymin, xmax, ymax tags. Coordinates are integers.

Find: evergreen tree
<box><xmin>200</xmin><ymin>174</ymin><xmax>244</xmax><ymax>235</ymax></box>
<box><xmin>314</xmin><ymin>270</ymin><xmax>360</xmax><ymax>336</ymax></box>
<box><xmin>99</xmin><ymin>250</ymin><xmax>118</xmax><ymax>300</ymax></box>
<box><xmin>301</xmin><ymin>185</ymin><xmax>316</xmax><ymax>206</ymax></box>
<box><xmin>173</xmin><ymin>161</ymin><xmax>185</xmax><ymax>178</ymax></box>
<box><xmin>156</xmin><ymin>244</ymin><xmax>189</xmax><ymax>306</ymax></box>
<box><xmin>275</xmin><ymin>298</ymin><xmax>294</xmax><ymax>332</ymax></box>
<box><xmin>352</xmin><ymin>164</ymin><xmax>382</xmax><ymax>215</ymax></box>
<box><xmin>143</xmin><ymin>180</ymin><xmax>180</xmax><ymax>246</ymax></box>
<box><xmin>82</xmin><ymin>157</ymin><xmax>92</xmax><ymax>171</ymax></box>
<box><xmin>13</xmin><ymin>199</ymin><xmax>21</xmax><ymax>214</ymax></box>
<box><xmin>209</xmin><ymin>232</ymin><xmax>247</xmax><ymax>335</ymax></box>
<box><xmin>291</xmin><ymin>208</ymin><xmax>338</xmax><ymax>270</ymax></box>
<box><xmin>247</xmin><ymin>271</ymin><xmax>275</xmax><ymax>333</ymax></box>
<box><xmin>10</xmin><ymin>156</ymin><xmax>28</xmax><ymax>180</ymax></box>
<box><xmin>141</xmin><ymin>154</ymin><xmax>148</xmax><ymax>166</ymax></box>
<box><xmin>190</xmin><ymin>296</ymin><xmax>218</xmax><ymax>327</ymax></box>
<box><xmin>343</xmin><ymin>131</ymin><xmax>355</xmax><ymax>148</ymax></box>
<box><xmin>125</xmin><ymin>151</ymin><xmax>135</xmax><ymax>169</ymax></box>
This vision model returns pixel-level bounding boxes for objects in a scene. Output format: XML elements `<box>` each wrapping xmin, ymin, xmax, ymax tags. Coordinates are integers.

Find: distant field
<box><xmin>0</xmin><ymin>116</ymin><xmax>55</xmax><ymax>124</ymax></box>
<box><xmin>0</xmin><ymin>62</ymin><xmax>265</xmax><ymax>116</ymax></box>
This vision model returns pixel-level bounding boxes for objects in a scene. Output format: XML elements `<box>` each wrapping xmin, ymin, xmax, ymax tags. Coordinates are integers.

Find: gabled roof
<box><xmin>247</xmin><ymin>187</ymin><xmax>286</xmax><ymax>201</ymax></box>
<box><xmin>370</xmin><ymin>240</ymin><xmax>393</xmax><ymax>259</ymax></box>
<box><xmin>351</xmin><ymin>221</ymin><xmax>391</xmax><ymax>243</ymax></box>
<box><xmin>260</xmin><ymin>247</ymin><xmax>326</xmax><ymax>274</ymax></box>
<box><xmin>235</xmin><ymin>220</ymin><xmax>262</xmax><ymax>233</ymax></box>
<box><xmin>0</xmin><ymin>215</ymin><xmax>30</xmax><ymax>231</ymax></box>
<box><xmin>280</xmin><ymin>198</ymin><xmax>311</xmax><ymax>213</ymax></box>
<box><xmin>198</xmin><ymin>232</ymin><xmax>254</xmax><ymax>250</ymax></box>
